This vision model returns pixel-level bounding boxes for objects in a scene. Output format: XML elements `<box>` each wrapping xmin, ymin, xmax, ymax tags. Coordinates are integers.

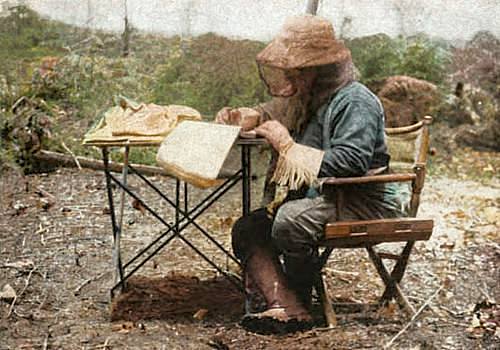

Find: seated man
<box><xmin>216</xmin><ymin>15</ymin><xmax>405</xmax><ymax>332</ymax></box>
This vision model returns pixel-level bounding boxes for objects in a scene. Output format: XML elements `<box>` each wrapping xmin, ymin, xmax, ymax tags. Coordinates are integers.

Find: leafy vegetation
<box><xmin>346</xmin><ymin>34</ymin><xmax>450</xmax><ymax>86</ymax></box>
<box><xmin>153</xmin><ymin>34</ymin><xmax>267</xmax><ymax>115</ymax></box>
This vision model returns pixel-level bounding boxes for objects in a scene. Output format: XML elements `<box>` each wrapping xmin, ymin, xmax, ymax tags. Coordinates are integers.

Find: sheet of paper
<box><xmin>156</xmin><ymin>121</ymin><xmax>241</xmax><ymax>188</ymax></box>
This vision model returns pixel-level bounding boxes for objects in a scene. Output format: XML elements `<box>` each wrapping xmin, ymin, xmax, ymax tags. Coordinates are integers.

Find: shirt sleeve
<box><xmin>318</xmin><ymin>99</ymin><xmax>380</xmax><ymax>178</ymax></box>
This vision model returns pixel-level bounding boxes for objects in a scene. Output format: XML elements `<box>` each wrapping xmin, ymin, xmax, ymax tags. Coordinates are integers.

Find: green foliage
<box><xmin>0</xmin><ymin>6</ymin><xmax>53</xmax><ymax>50</ymax></box>
<box><xmin>347</xmin><ymin>34</ymin><xmax>449</xmax><ymax>86</ymax></box>
<box><xmin>153</xmin><ymin>34</ymin><xmax>268</xmax><ymax>116</ymax></box>
<box><xmin>0</xmin><ymin>5</ymin><xmax>66</xmax><ymax>69</ymax></box>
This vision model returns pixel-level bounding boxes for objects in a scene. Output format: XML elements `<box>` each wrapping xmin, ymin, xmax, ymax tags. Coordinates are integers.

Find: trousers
<box><xmin>232</xmin><ymin>183</ymin><xmax>406</xmax><ymax>263</ymax></box>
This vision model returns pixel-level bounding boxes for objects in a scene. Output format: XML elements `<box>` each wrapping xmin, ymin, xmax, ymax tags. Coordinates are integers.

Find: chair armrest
<box><xmin>320</xmin><ymin>173</ymin><xmax>416</xmax><ymax>186</ymax></box>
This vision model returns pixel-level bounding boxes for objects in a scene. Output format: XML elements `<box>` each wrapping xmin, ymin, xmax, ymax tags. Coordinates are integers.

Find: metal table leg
<box><xmin>241</xmin><ymin>144</ymin><xmax>251</xmax><ymax>216</ymax></box>
<box><xmin>118</xmin><ymin>146</ymin><xmax>129</xmax><ymax>235</ymax></box>
<box><xmin>102</xmin><ymin>147</ymin><xmax>125</xmax><ymax>297</ymax></box>
<box><xmin>115</xmin><ymin>146</ymin><xmax>129</xmax><ymax>290</ymax></box>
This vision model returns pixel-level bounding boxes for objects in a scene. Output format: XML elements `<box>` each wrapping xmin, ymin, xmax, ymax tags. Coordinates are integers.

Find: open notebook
<box><xmin>156</xmin><ymin>121</ymin><xmax>242</xmax><ymax>188</ymax></box>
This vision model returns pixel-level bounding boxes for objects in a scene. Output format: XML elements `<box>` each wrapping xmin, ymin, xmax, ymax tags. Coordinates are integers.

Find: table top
<box><xmin>84</xmin><ymin>136</ymin><xmax>267</xmax><ymax>148</ymax></box>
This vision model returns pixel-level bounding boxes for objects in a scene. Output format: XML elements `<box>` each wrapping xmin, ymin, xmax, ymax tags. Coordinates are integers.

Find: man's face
<box><xmin>259</xmin><ymin>66</ymin><xmax>317</xmax><ymax>98</ymax></box>
<box><xmin>292</xmin><ymin>69</ymin><xmax>317</xmax><ymax>96</ymax></box>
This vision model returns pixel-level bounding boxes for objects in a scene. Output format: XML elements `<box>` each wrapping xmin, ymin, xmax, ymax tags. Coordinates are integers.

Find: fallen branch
<box><xmin>383</xmin><ymin>285</ymin><xmax>444</xmax><ymax>349</ymax></box>
<box><xmin>61</xmin><ymin>141</ymin><xmax>82</xmax><ymax>170</ymax></box>
<box><xmin>34</xmin><ymin>150</ymin><xmax>170</xmax><ymax>177</ymax></box>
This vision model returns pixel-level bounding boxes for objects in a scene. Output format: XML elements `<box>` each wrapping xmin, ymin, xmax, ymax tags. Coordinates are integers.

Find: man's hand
<box><xmin>255</xmin><ymin>120</ymin><xmax>293</xmax><ymax>152</ymax></box>
<box><xmin>215</xmin><ymin>107</ymin><xmax>261</xmax><ymax>131</ymax></box>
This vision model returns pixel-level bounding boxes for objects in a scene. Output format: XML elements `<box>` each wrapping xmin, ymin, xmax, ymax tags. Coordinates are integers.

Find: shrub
<box><xmin>153</xmin><ymin>34</ymin><xmax>268</xmax><ymax>117</ymax></box>
<box><xmin>347</xmin><ymin>34</ymin><xmax>449</xmax><ymax>87</ymax></box>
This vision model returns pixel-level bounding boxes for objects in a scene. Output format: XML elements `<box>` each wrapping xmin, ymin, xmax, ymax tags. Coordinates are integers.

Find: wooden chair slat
<box><xmin>321</xmin><ymin>232</ymin><xmax>431</xmax><ymax>248</ymax></box>
<box><xmin>325</xmin><ymin>218</ymin><xmax>433</xmax><ymax>239</ymax></box>
<box><xmin>321</xmin><ymin>173</ymin><xmax>416</xmax><ymax>186</ymax></box>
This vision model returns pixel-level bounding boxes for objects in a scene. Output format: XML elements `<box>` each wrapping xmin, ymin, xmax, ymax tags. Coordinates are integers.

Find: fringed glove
<box><xmin>255</xmin><ymin>121</ymin><xmax>324</xmax><ymax>190</ymax></box>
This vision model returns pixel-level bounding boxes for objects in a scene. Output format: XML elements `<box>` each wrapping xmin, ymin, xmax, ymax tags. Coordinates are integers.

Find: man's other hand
<box><xmin>215</xmin><ymin>107</ymin><xmax>261</xmax><ymax>131</ymax></box>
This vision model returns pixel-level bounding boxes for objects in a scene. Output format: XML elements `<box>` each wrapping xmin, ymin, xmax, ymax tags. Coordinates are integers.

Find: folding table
<box><xmin>89</xmin><ymin>138</ymin><xmax>264</xmax><ymax>297</ymax></box>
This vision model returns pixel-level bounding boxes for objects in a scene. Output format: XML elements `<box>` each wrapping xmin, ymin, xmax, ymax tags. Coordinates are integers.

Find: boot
<box><xmin>244</xmin><ymin>272</ymin><xmax>267</xmax><ymax>314</ymax></box>
<box><xmin>240</xmin><ymin>247</ymin><xmax>312</xmax><ymax>334</ymax></box>
<box><xmin>283</xmin><ymin>254</ymin><xmax>317</xmax><ymax>310</ymax></box>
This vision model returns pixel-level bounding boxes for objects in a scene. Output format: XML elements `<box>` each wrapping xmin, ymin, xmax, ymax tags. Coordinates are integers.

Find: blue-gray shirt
<box><xmin>299</xmin><ymin>81</ymin><xmax>390</xmax><ymax>178</ymax></box>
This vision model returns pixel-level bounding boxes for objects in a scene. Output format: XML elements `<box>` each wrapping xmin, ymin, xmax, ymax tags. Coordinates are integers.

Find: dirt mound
<box><xmin>110</xmin><ymin>274</ymin><xmax>244</xmax><ymax>322</ymax></box>
<box><xmin>374</xmin><ymin>75</ymin><xmax>439</xmax><ymax>127</ymax></box>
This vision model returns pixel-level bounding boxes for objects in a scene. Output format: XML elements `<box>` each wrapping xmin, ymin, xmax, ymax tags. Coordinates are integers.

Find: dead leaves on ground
<box><xmin>111</xmin><ymin>321</ymin><xmax>145</xmax><ymax>334</ymax></box>
<box><xmin>466</xmin><ymin>300</ymin><xmax>499</xmax><ymax>339</ymax></box>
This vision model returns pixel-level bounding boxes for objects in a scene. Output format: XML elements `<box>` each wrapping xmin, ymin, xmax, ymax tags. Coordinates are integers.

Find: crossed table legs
<box><xmin>101</xmin><ymin>143</ymin><xmax>254</xmax><ymax>297</ymax></box>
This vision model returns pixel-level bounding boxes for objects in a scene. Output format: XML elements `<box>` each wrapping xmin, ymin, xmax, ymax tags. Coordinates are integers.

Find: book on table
<box><xmin>156</xmin><ymin>121</ymin><xmax>242</xmax><ymax>188</ymax></box>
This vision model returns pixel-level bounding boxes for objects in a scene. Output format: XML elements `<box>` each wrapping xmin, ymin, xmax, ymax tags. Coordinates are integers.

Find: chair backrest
<box><xmin>384</xmin><ymin>116</ymin><xmax>433</xmax><ymax>217</ymax></box>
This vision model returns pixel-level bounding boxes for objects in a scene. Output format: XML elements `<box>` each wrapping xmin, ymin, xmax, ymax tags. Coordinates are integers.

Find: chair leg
<box><xmin>380</xmin><ymin>241</ymin><xmax>414</xmax><ymax>302</ymax></box>
<box><xmin>314</xmin><ymin>247</ymin><xmax>337</xmax><ymax>327</ymax></box>
<box><xmin>366</xmin><ymin>246</ymin><xmax>416</xmax><ymax>316</ymax></box>
<box><xmin>315</xmin><ymin>271</ymin><xmax>337</xmax><ymax>327</ymax></box>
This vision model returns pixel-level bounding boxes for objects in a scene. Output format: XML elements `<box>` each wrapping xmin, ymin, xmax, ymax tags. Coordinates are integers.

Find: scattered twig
<box><xmin>13</xmin><ymin>309</ymin><xmax>33</xmax><ymax>319</ymax></box>
<box><xmin>11</xmin><ymin>96</ymin><xmax>27</xmax><ymax>112</ymax></box>
<box><xmin>439</xmin><ymin>305</ymin><xmax>464</xmax><ymax>318</ymax></box>
<box><xmin>42</xmin><ymin>333</ymin><xmax>49</xmax><ymax>350</ymax></box>
<box><xmin>441</xmin><ymin>320</ymin><xmax>469</xmax><ymax>328</ymax></box>
<box><xmin>479</xmin><ymin>282</ymin><xmax>494</xmax><ymax>303</ymax></box>
<box><xmin>61</xmin><ymin>141</ymin><xmax>82</xmax><ymax>170</ymax></box>
<box><xmin>19</xmin><ymin>267</ymin><xmax>36</xmax><ymax>298</ymax></box>
<box><xmin>485</xmin><ymin>239</ymin><xmax>500</xmax><ymax>251</ymax></box>
<box><xmin>35</xmin><ymin>188</ymin><xmax>56</xmax><ymax>201</ymax></box>
<box><xmin>295</xmin><ymin>325</ymin><xmax>338</xmax><ymax>341</ymax></box>
<box><xmin>383</xmin><ymin>284</ymin><xmax>444</xmax><ymax>349</ymax></box>
<box><xmin>7</xmin><ymin>266</ymin><xmax>37</xmax><ymax>318</ymax></box>
<box><xmin>74</xmin><ymin>271</ymin><xmax>110</xmax><ymax>295</ymax></box>
<box><xmin>408</xmin><ymin>295</ymin><xmax>426</xmax><ymax>303</ymax></box>
<box><xmin>6</xmin><ymin>295</ymin><xmax>17</xmax><ymax>318</ymax></box>
<box><xmin>35</xmin><ymin>224</ymin><xmax>52</xmax><ymax>235</ymax></box>
<box><xmin>327</xmin><ymin>268</ymin><xmax>359</xmax><ymax>278</ymax></box>
<box><xmin>93</xmin><ymin>336</ymin><xmax>111</xmax><ymax>349</ymax></box>
<box><xmin>324</xmin><ymin>268</ymin><xmax>359</xmax><ymax>283</ymax></box>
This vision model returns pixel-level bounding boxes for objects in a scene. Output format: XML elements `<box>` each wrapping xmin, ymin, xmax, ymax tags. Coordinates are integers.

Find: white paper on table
<box><xmin>156</xmin><ymin>121</ymin><xmax>241</xmax><ymax>188</ymax></box>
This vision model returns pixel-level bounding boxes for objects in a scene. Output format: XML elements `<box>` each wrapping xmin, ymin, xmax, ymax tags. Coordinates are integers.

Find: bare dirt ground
<box><xmin>0</xmin><ymin>153</ymin><xmax>499</xmax><ymax>349</ymax></box>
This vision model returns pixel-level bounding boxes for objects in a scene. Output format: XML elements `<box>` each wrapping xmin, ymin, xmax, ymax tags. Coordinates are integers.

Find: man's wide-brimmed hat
<box><xmin>256</xmin><ymin>15</ymin><xmax>351</xmax><ymax>70</ymax></box>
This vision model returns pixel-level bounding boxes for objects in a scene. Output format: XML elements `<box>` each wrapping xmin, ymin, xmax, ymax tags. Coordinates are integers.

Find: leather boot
<box><xmin>244</xmin><ymin>272</ymin><xmax>267</xmax><ymax>314</ymax></box>
<box><xmin>240</xmin><ymin>247</ymin><xmax>312</xmax><ymax>333</ymax></box>
<box><xmin>283</xmin><ymin>254</ymin><xmax>317</xmax><ymax>310</ymax></box>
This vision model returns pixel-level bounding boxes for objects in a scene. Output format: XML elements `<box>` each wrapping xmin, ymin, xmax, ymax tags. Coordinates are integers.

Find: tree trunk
<box><xmin>122</xmin><ymin>0</ymin><xmax>130</xmax><ymax>57</ymax></box>
<box><xmin>305</xmin><ymin>0</ymin><xmax>320</xmax><ymax>15</ymax></box>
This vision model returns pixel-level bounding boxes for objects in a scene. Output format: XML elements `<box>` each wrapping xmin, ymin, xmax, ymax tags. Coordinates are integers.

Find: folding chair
<box><xmin>314</xmin><ymin>116</ymin><xmax>434</xmax><ymax>327</ymax></box>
